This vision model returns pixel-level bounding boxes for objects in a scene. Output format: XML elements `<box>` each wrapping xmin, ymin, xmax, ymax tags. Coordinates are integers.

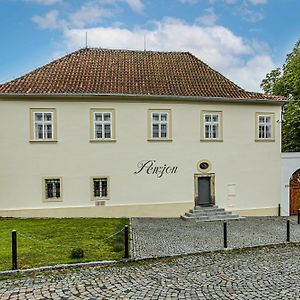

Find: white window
<box><xmin>203</xmin><ymin>112</ymin><xmax>222</xmax><ymax>140</ymax></box>
<box><xmin>92</xmin><ymin>177</ymin><xmax>109</xmax><ymax>200</ymax></box>
<box><xmin>94</xmin><ymin>112</ymin><xmax>112</xmax><ymax>139</ymax></box>
<box><xmin>90</xmin><ymin>109</ymin><xmax>115</xmax><ymax>141</ymax></box>
<box><xmin>34</xmin><ymin>112</ymin><xmax>53</xmax><ymax>140</ymax></box>
<box><xmin>151</xmin><ymin>111</ymin><xmax>170</xmax><ymax>139</ymax></box>
<box><xmin>30</xmin><ymin>109</ymin><xmax>56</xmax><ymax>142</ymax></box>
<box><xmin>257</xmin><ymin>113</ymin><xmax>274</xmax><ymax>140</ymax></box>
<box><xmin>43</xmin><ymin>178</ymin><xmax>62</xmax><ymax>201</ymax></box>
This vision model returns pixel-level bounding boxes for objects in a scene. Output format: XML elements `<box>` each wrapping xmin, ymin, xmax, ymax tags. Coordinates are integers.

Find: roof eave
<box><xmin>0</xmin><ymin>93</ymin><xmax>287</xmax><ymax>104</ymax></box>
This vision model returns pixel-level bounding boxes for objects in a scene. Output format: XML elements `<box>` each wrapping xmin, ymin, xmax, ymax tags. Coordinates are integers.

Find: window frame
<box><xmin>148</xmin><ymin>109</ymin><xmax>172</xmax><ymax>141</ymax></box>
<box><xmin>30</xmin><ymin>108</ymin><xmax>57</xmax><ymax>142</ymax></box>
<box><xmin>90</xmin><ymin>176</ymin><xmax>110</xmax><ymax>201</ymax></box>
<box><xmin>200</xmin><ymin>110</ymin><xmax>223</xmax><ymax>142</ymax></box>
<box><xmin>255</xmin><ymin>112</ymin><xmax>275</xmax><ymax>142</ymax></box>
<box><xmin>42</xmin><ymin>177</ymin><xmax>63</xmax><ymax>202</ymax></box>
<box><xmin>90</xmin><ymin>109</ymin><xmax>116</xmax><ymax>142</ymax></box>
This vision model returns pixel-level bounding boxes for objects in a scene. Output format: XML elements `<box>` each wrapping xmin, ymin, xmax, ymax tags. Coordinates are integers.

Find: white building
<box><xmin>0</xmin><ymin>48</ymin><xmax>286</xmax><ymax>218</ymax></box>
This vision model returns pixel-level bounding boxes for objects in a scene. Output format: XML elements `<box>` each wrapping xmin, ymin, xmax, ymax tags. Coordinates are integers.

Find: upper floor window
<box><xmin>30</xmin><ymin>108</ymin><xmax>57</xmax><ymax>142</ymax></box>
<box><xmin>148</xmin><ymin>109</ymin><xmax>172</xmax><ymax>141</ymax></box>
<box><xmin>256</xmin><ymin>112</ymin><xmax>275</xmax><ymax>141</ymax></box>
<box><xmin>90</xmin><ymin>109</ymin><xmax>116</xmax><ymax>142</ymax></box>
<box><xmin>201</xmin><ymin>111</ymin><xmax>223</xmax><ymax>141</ymax></box>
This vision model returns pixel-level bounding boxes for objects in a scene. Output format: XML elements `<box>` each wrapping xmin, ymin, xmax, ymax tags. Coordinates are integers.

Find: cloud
<box><xmin>25</xmin><ymin>0</ymin><xmax>62</xmax><ymax>4</ymax></box>
<box><xmin>69</xmin><ymin>3</ymin><xmax>111</xmax><ymax>27</ymax></box>
<box><xmin>32</xmin><ymin>10</ymin><xmax>65</xmax><ymax>29</ymax></box>
<box><xmin>224</xmin><ymin>0</ymin><xmax>267</xmax><ymax>4</ymax></box>
<box><xmin>248</xmin><ymin>0</ymin><xmax>267</xmax><ymax>4</ymax></box>
<box><xmin>196</xmin><ymin>7</ymin><xmax>218</xmax><ymax>26</ymax></box>
<box><xmin>61</xmin><ymin>17</ymin><xmax>273</xmax><ymax>91</ymax></box>
<box><xmin>239</xmin><ymin>6</ymin><xmax>264</xmax><ymax>22</ymax></box>
<box><xmin>122</xmin><ymin>0</ymin><xmax>144</xmax><ymax>12</ymax></box>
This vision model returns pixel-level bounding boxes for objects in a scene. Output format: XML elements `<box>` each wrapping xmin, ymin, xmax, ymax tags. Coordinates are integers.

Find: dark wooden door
<box><xmin>197</xmin><ymin>177</ymin><xmax>211</xmax><ymax>206</ymax></box>
<box><xmin>290</xmin><ymin>169</ymin><xmax>300</xmax><ymax>215</ymax></box>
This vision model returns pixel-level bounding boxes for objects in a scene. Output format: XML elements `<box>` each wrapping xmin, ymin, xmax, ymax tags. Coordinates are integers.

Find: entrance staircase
<box><xmin>181</xmin><ymin>205</ymin><xmax>243</xmax><ymax>221</ymax></box>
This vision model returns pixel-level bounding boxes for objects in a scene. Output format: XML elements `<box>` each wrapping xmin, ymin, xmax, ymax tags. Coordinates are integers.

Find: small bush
<box><xmin>71</xmin><ymin>248</ymin><xmax>84</xmax><ymax>259</ymax></box>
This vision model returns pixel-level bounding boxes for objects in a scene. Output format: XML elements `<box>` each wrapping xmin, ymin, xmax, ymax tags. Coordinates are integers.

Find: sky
<box><xmin>0</xmin><ymin>0</ymin><xmax>299</xmax><ymax>92</ymax></box>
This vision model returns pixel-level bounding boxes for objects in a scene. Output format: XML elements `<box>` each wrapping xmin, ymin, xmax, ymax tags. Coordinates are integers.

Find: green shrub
<box><xmin>71</xmin><ymin>248</ymin><xmax>84</xmax><ymax>259</ymax></box>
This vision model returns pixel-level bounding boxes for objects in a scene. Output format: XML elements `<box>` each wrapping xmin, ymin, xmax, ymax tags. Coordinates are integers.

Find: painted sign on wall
<box><xmin>134</xmin><ymin>160</ymin><xmax>178</xmax><ymax>178</ymax></box>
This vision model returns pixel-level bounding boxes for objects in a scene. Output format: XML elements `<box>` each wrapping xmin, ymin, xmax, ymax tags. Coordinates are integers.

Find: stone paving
<box><xmin>1</xmin><ymin>244</ymin><xmax>300</xmax><ymax>299</ymax></box>
<box><xmin>131</xmin><ymin>216</ymin><xmax>300</xmax><ymax>258</ymax></box>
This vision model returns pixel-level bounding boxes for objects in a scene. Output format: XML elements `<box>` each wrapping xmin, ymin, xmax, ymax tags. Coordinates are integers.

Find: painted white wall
<box><xmin>0</xmin><ymin>98</ymin><xmax>282</xmax><ymax>215</ymax></box>
<box><xmin>281</xmin><ymin>152</ymin><xmax>300</xmax><ymax>216</ymax></box>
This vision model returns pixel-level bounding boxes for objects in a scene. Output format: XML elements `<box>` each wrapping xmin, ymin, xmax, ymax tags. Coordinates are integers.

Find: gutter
<box><xmin>0</xmin><ymin>93</ymin><xmax>287</xmax><ymax>105</ymax></box>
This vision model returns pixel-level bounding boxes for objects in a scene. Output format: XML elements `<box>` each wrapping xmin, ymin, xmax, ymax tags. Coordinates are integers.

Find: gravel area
<box><xmin>131</xmin><ymin>216</ymin><xmax>300</xmax><ymax>258</ymax></box>
<box><xmin>1</xmin><ymin>244</ymin><xmax>300</xmax><ymax>299</ymax></box>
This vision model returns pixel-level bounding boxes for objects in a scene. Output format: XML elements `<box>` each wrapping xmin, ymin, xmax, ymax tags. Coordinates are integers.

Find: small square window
<box><xmin>43</xmin><ymin>177</ymin><xmax>62</xmax><ymax>202</ymax></box>
<box><xmin>91</xmin><ymin>177</ymin><xmax>110</xmax><ymax>200</ymax></box>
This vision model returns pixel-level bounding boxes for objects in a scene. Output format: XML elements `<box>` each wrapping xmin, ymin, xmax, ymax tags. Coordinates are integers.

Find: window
<box><xmin>256</xmin><ymin>113</ymin><xmax>274</xmax><ymax>141</ymax></box>
<box><xmin>91</xmin><ymin>177</ymin><xmax>109</xmax><ymax>200</ymax></box>
<box><xmin>90</xmin><ymin>109</ymin><xmax>115</xmax><ymax>142</ymax></box>
<box><xmin>43</xmin><ymin>177</ymin><xmax>62</xmax><ymax>202</ymax></box>
<box><xmin>201</xmin><ymin>111</ymin><xmax>223</xmax><ymax>141</ymax></box>
<box><xmin>30</xmin><ymin>109</ymin><xmax>57</xmax><ymax>142</ymax></box>
<box><xmin>148</xmin><ymin>109</ymin><xmax>172</xmax><ymax>141</ymax></box>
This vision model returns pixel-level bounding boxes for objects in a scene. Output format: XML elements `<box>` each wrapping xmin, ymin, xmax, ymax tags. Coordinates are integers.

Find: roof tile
<box><xmin>0</xmin><ymin>48</ymin><xmax>285</xmax><ymax>100</ymax></box>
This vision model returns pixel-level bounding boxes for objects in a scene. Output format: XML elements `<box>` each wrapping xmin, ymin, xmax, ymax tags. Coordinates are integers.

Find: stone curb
<box><xmin>1</xmin><ymin>241</ymin><xmax>299</xmax><ymax>277</ymax></box>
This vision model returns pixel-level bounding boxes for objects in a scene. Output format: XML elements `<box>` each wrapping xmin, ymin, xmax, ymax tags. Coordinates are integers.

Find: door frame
<box><xmin>194</xmin><ymin>173</ymin><xmax>215</xmax><ymax>206</ymax></box>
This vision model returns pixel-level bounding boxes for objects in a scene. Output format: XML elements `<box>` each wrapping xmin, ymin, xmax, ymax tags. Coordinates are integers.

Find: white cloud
<box><xmin>25</xmin><ymin>0</ymin><xmax>62</xmax><ymax>5</ymax></box>
<box><xmin>69</xmin><ymin>3</ymin><xmax>111</xmax><ymax>28</ymax></box>
<box><xmin>61</xmin><ymin>17</ymin><xmax>273</xmax><ymax>91</ymax></box>
<box><xmin>32</xmin><ymin>10</ymin><xmax>65</xmax><ymax>29</ymax></box>
<box><xmin>196</xmin><ymin>7</ymin><xmax>218</xmax><ymax>26</ymax></box>
<box><xmin>122</xmin><ymin>0</ymin><xmax>144</xmax><ymax>12</ymax></box>
<box><xmin>248</xmin><ymin>0</ymin><xmax>267</xmax><ymax>4</ymax></box>
<box><xmin>239</xmin><ymin>6</ymin><xmax>264</xmax><ymax>22</ymax></box>
<box><xmin>227</xmin><ymin>54</ymin><xmax>274</xmax><ymax>91</ymax></box>
<box><xmin>224</xmin><ymin>0</ymin><xmax>267</xmax><ymax>4</ymax></box>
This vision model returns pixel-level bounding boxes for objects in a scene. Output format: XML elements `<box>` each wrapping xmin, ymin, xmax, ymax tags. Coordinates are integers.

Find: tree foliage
<box><xmin>261</xmin><ymin>39</ymin><xmax>300</xmax><ymax>152</ymax></box>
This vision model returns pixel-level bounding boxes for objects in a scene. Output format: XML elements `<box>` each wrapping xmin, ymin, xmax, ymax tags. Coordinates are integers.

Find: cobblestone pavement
<box><xmin>131</xmin><ymin>216</ymin><xmax>300</xmax><ymax>258</ymax></box>
<box><xmin>1</xmin><ymin>244</ymin><xmax>300</xmax><ymax>299</ymax></box>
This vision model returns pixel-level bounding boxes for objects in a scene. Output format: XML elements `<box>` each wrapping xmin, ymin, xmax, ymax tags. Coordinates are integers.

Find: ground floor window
<box><xmin>43</xmin><ymin>177</ymin><xmax>62</xmax><ymax>202</ymax></box>
<box><xmin>91</xmin><ymin>177</ymin><xmax>109</xmax><ymax>200</ymax></box>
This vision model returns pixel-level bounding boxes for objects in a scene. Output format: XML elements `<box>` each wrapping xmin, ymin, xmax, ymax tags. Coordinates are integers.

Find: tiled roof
<box><xmin>0</xmin><ymin>48</ymin><xmax>285</xmax><ymax>101</ymax></box>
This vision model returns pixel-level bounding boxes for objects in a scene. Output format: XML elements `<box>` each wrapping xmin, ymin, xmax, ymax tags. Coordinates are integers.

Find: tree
<box><xmin>261</xmin><ymin>39</ymin><xmax>300</xmax><ymax>152</ymax></box>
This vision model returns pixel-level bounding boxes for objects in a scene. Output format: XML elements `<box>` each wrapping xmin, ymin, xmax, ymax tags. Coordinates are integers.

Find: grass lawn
<box><xmin>0</xmin><ymin>218</ymin><xmax>128</xmax><ymax>271</ymax></box>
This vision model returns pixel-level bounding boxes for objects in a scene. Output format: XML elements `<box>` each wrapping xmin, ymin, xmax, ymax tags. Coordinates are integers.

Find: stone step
<box><xmin>181</xmin><ymin>205</ymin><xmax>243</xmax><ymax>222</ymax></box>
<box><xmin>181</xmin><ymin>215</ymin><xmax>209</xmax><ymax>221</ymax></box>
<box><xmin>185</xmin><ymin>211</ymin><xmax>232</xmax><ymax>217</ymax></box>
<box><xmin>201</xmin><ymin>216</ymin><xmax>243</xmax><ymax>222</ymax></box>
<box><xmin>193</xmin><ymin>207</ymin><xmax>225</xmax><ymax>213</ymax></box>
<box><xmin>181</xmin><ymin>214</ymin><xmax>243</xmax><ymax>222</ymax></box>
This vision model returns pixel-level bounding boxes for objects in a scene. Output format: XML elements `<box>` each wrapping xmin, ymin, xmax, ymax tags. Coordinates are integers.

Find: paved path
<box><xmin>1</xmin><ymin>244</ymin><xmax>300</xmax><ymax>299</ymax></box>
<box><xmin>131</xmin><ymin>216</ymin><xmax>300</xmax><ymax>258</ymax></box>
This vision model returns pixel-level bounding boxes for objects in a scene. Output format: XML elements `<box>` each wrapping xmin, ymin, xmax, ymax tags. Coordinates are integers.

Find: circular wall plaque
<box><xmin>197</xmin><ymin>160</ymin><xmax>212</xmax><ymax>173</ymax></box>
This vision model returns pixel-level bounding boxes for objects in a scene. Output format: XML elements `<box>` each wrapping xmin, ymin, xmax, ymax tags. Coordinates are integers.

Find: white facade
<box><xmin>0</xmin><ymin>96</ymin><xmax>283</xmax><ymax>217</ymax></box>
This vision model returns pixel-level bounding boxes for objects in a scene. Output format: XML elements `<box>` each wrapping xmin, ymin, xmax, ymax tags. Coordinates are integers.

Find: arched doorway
<box><xmin>290</xmin><ymin>168</ymin><xmax>300</xmax><ymax>215</ymax></box>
